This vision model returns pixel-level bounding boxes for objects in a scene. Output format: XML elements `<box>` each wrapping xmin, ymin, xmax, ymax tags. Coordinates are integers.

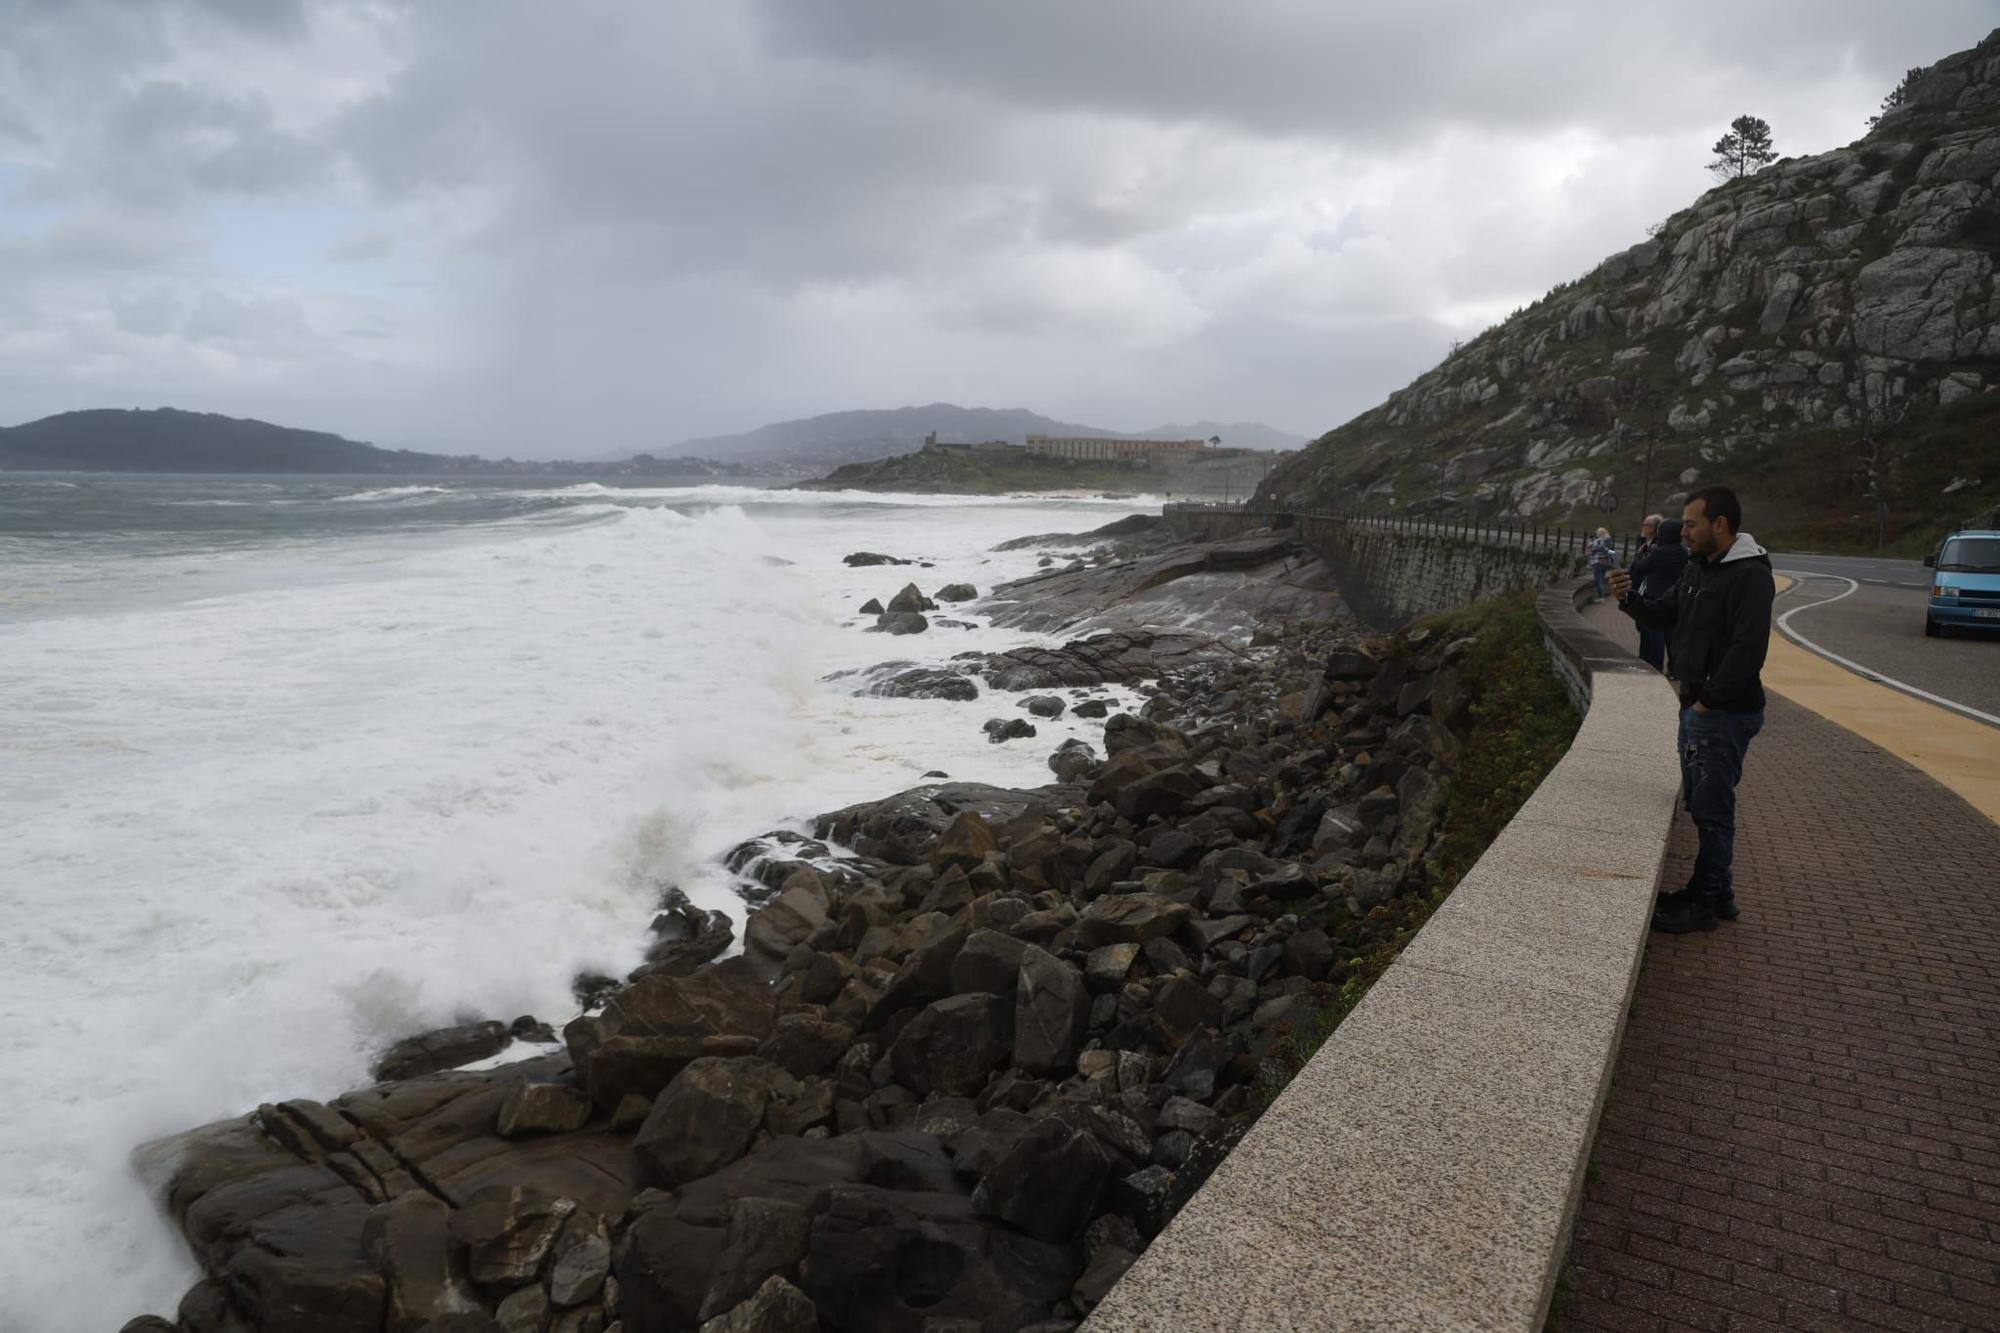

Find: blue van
<box><xmin>1924</xmin><ymin>529</ymin><xmax>2000</xmax><ymax>637</ymax></box>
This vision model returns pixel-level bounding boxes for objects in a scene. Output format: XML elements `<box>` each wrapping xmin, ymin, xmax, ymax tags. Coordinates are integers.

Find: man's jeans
<box><xmin>1678</xmin><ymin>706</ymin><xmax>1764</xmax><ymax>903</ymax></box>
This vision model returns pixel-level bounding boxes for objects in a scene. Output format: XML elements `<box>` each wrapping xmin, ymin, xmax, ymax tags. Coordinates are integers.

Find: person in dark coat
<box><xmin>1625</xmin><ymin>517</ymin><xmax>1688</xmax><ymax>672</ymax></box>
<box><xmin>1610</xmin><ymin>487</ymin><xmax>1774</xmax><ymax>934</ymax></box>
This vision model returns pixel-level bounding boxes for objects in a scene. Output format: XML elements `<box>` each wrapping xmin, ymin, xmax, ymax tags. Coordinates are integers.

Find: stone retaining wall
<box><xmin>1162</xmin><ymin>504</ymin><xmax>1587</xmax><ymax>630</ymax></box>
<box><xmin>1083</xmin><ymin>579</ymin><xmax>1681</xmax><ymax>1331</ymax></box>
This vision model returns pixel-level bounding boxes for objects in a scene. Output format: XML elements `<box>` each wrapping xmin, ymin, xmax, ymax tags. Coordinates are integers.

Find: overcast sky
<box><xmin>1</xmin><ymin>2</ymin><xmax>1993</xmax><ymax>457</ymax></box>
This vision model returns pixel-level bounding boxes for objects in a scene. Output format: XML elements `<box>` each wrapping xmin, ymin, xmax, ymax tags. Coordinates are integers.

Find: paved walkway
<box><xmin>1558</xmin><ymin>601</ymin><xmax>2000</xmax><ymax>1332</ymax></box>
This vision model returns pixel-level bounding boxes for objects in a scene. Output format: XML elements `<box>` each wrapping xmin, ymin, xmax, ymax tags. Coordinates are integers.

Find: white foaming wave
<box><xmin>330</xmin><ymin>484</ymin><xmax>456</xmax><ymax>502</ymax></box>
<box><xmin>0</xmin><ymin>492</ymin><xmax>1160</xmax><ymax>1327</ymax></box>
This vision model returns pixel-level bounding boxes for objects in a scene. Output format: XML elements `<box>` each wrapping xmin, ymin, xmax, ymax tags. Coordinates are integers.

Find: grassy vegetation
<box><xmin>1255</xmin><ymin>592</ymin><xmax>1581</xmax><ymax>1105</ymax></box>
<box><xmin>798</xmin><ymin>447</ymin><xmax>1163</xmax><ymax>494</ymax></box>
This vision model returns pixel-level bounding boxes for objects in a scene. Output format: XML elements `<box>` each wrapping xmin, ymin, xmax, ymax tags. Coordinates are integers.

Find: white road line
<box><xmin>1863</xmin><ymin>578</ymin><xmax>1890</xmax><ymax>584</ymax></box>
<box><xmin>1775</xmin><ymin>570</ymin><xmax>2000</xmax><ymax>728</ymax></box>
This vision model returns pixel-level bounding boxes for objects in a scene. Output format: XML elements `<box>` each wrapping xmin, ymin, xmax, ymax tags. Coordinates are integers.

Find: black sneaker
<box><xmin>1712</xmin><ymin>896</ymin><xmax>1739</xmax><ymax>922</ymax></box>
<box><xmin>1652</xmin><ymin>891</ymin><xmax>1718</xmax><ymax>934</ymax></box>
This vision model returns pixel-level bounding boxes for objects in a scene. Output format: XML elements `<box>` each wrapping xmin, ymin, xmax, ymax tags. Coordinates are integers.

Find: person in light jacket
<box><xmin>1610</xmin><ymin>487</ymin><xmax>1773</xmax><ymax>934</ymax></box>
<box><xmin>1588</xmin><ymin>527</ymin><xmax>1617</xmax><ymax>601</ymax></box>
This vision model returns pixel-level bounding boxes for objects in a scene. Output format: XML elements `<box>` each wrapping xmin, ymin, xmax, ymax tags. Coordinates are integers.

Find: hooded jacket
<box><xmin>1620</xmin><ymin>532</ymin><xmax>1774</xmax><ymax>711</ymax></box>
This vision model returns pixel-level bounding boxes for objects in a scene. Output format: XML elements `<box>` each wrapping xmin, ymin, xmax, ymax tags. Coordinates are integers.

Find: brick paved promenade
<box><xmin>1558</xmin><ymin>602</ymin><xmax>2000</xmax><ymax>1331</ymax></box>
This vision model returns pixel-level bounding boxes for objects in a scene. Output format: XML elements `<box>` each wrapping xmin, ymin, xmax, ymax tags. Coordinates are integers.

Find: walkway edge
<box><xmin>1083</xmin><ymin>581</ymin><xmax>1683</xmax><ymax>1332</ymax></box>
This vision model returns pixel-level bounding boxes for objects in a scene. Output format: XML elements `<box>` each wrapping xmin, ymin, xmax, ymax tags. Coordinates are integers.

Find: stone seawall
<box><xmin>1163</xmin><ymin>504</ymin><xmax>1588</xmax><ymax>630</ymax></box>
<box><xmin>1083</xmin><ymin>578</ymin><xmax>1681</xmax><ymax>1331</ymax></box>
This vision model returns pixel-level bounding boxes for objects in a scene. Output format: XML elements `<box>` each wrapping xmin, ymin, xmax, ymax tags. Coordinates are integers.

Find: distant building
<box><xmin>1023</xmin><ymin>434</ymin><xmax>1212</xmax><ymax>462</ymax></box>
<box><xmin>921</xmin><ymin>431</ymin><xmax>1025</xmax><ymax>457</ymax></box>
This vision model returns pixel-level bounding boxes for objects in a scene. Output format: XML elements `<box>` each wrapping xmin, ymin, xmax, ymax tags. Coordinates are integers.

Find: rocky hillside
<box><xmin>1259</xmin><ymin>29</ymin><xmax>2000</xmax><ymax>552</ymax></box>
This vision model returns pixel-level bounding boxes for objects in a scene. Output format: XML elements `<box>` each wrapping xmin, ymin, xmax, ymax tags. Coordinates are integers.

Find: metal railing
<box><xmin>1163</xmin><ymin>500</ymin><xmax>1631</xmax><ymax>565</ymax></box>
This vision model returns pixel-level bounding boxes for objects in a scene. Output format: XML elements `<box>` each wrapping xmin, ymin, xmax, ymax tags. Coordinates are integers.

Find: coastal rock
<box><xmin>934</xmin><ymin>582</ymin><xmax>978</xmax><ymax>602</ymax></box>
<box><xmin>744</xmin><ymin>877</ymin><xmax>830</xmax><ymax>981</ymax></box>
<box><xmin>929</xmin><ymin>810</ymin><xmax>997</xmax><ymax>873</ymax></box>
<box><xmin>495</xmin><ymin>1081</ymin><xmax>593</xmax><ymax>1137</ymax></box>
<box><xmin>888</xmin><ymin>993</ymin><xmax>1012</xmax><ymax>1097</ymax></box>
<box><xmin>1071</xmin><ymin>697</ymin><xmax>1110</xmax><ymax>718</ymax></box>
<box><xmin>639</xmin><ymin>891</ymin><xmax>734</xmax><ymax>979</ymax></box>
<box><xmin>1020</xmin><ymin>694</ymin><xmax>1066</xmax><ymax>717</ymax></box>
<box><xmin>373</xmin><ymin>1021</ymin><xmax>510</xmax><ymax>1084</ymax></box>
<box><xmin>970</xmin><ymin>1117</ymin><xmax>1112</xmax><ymax>1242</ymax></box>
<box><xmin>982</xmin><ymin>717</ymin><xmax>1036</xmax><ymax>743</ymax></box>
<box><xmin>1076</xmin><ymin>894</ymin><xmax>1192</xmax><ymax>947</ymax></box>
<box><xmin>446</xmin><ymin>1185</ymin><xmax>577</xmax><ymax>1288</ymax></box>
<box><xmin>858</xmin><ymin>597</ymin><xmax>884</xmax><ymax>615</ymax></box>
<box><xmin>1047</xmin><ymin>738</ymin><xmax>1100</xmax><ymax>783</ymax></box>
<box><xmin>1011</xmin><ymin>946</ymin><xmax>1087</xmax><ymax>1075</ymax></box>
<box><xmin>869</xmin><ymin>612</ymin><xmax>929</xmax><ymax>635</ymax></box>
<box><xmin>885</xmin><ymin>582</ymin><xmax>934</xmax><ymax>614</ymax></box>
<box><xmin>563</xmin><ymin>958</ymin><xmax>778</xmax><ymax>1108</ymax></box>
<box><xmin>866</xmin><ymin>667</ymin><xmax>978</xmax><ymax>701</ymax></box>
<box><xmin>700</xmin><ymin>1275</ymin><xmax>818</xmax><ymax>1333</ymax></box>
<box><xmin>843</xmin><ymin>552</ymin><xmax>911</xmax><ymax>567</ymax></box>
<box><xmin>696</xmin><ymin>1199</ymin><xmax>814</xmax><ymax>1322</ymax></box>
<box><xmin>634</xmin><ymin>1056</ymin><xmax>779</xmax><ymax>1187</ymax></box>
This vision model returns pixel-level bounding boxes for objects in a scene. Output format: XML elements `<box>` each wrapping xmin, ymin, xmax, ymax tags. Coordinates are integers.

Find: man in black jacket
<box><xmin>1609</xmin><ymin>486</ymin><xmax>1774</xmax><ymax>934</ymax></box>
<box><xmin>1626</xmin><ymin>517</ymin><xmax>1689</xmax><ymax>671</ymax></box>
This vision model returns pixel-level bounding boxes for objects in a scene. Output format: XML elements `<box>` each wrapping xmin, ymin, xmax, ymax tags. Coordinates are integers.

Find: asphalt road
<box><xmin>1769</xmin><ymin>555</ymin><xmax>2000</xmax><ymax>726</ymax></box>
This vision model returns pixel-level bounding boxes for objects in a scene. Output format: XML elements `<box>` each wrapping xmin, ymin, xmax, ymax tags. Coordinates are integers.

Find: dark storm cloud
<box><xmin>0</xmin><ymin>0</ymin><xmax>1995</xmax><ymax>455</ymax></box>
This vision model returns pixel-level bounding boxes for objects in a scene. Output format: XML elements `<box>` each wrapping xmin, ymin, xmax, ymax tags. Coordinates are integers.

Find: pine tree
<box><xmin>1708</xmin><ymin>115</ymin><xmax>1777</xmax><ymax>181</ymax></box>
<box><xmin>1867</xmin><ymin>67</ymin><xmax>1925</xmax><ymax>128</ymax></box>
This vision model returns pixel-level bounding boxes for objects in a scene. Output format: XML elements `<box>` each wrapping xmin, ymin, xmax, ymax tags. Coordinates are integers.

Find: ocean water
<box><xmin>0</xmin><ymin>475</ymin><xmax>1154</xmax><ymax>1329</ymax></box>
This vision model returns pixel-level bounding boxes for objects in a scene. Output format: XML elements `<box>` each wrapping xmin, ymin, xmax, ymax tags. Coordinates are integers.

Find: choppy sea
<box><xmin>0</xmin><ymin>474</ymin><xmax>1153</xmax><ymax>1328</ymax></box>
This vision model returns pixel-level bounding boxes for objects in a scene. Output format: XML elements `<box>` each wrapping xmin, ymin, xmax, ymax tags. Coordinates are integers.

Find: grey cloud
<box><xmin>110</xmin><ymin>286</ymin><xmax>185</xmax><ymax>336</ymax></box>
<box><xmin>181</xmin><ymin>290</ymin><xmax>312</xmax><ymax>347</ymax></box>
<box><xmin>328</xmin><ymin>231</ymin><xmax>396</xmax><ymax>263</ymax></box>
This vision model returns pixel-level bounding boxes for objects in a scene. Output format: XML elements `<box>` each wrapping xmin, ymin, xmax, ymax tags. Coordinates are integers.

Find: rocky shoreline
<box><xmin>121</xmin><ymin>518</ymin><xmax>1495</xmax><ymax>1333</ymax></box>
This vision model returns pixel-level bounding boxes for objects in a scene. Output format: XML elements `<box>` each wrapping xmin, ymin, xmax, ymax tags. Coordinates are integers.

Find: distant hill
<box><xmin>1258</xmin><ymin>28</ymin><xmax>2000</xmax><ymax>553</ymax></box>
<box><xmin>666</xmin><ymin>403</ymin><xmax>1305</xmax><ymax>467</ymax></box>
<box><xmin>0</xmin><ymin>408</ymin><xmax>779</xmax><ymax>476</ymax></box>
<box><xmin>0</xmin><ymin>408</ymin><xmax>469</xmax><ymax>474</ymax></box>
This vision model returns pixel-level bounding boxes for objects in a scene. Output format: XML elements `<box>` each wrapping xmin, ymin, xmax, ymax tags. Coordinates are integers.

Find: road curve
<box><xmin>1770</xmin><ymin>559</ymin><xmax>2000</xmax><ymax>726</ymax></box>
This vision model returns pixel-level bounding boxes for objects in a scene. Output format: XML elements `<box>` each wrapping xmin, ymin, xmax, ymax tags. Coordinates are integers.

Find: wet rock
<box><xmin>634</xmin><ymin>1057</ymin><xmax>778</xmax><ymax>1188</ymax></box>
<box><xmin>1020</xmin><ymin>694</ymin><xmax>1066</xmax><ymax>717</ymax></box>
<box><xmin>697</xmin><ymin>1198</ymin><xmax>814</xmax><ymax>1322</ymax></box>
<box><xmin>870</xmin><ymin>612</ymin><xmax>930</xmax><ymax>635</ymax></box>
<box><xmin>1103</xmin><ymin>713</ymin><xmax>1188</xmax><ymax>758</ymax></box>
<box><xmin>844</xmin><ymin>552</ymin><xmax>911</xmax><ymax>567</ymax></box>
<box><xmin>700</xmin><ymin>1275</ymin><xmax>818</xmax><ymax>1332</ymax></box>
<box><xmin>549</xmin><ymin>1226</ymin><xmax>612</xmax><ymax>1307</ymax></box>
<box><xmin>888</xmin><ymin>994</ymin><xmax>1012</xmax><ymax>1097</ymax></box>
<box><xmin>970</xmin><ymin>1117</ymin><xmax>1113</xmax><ymax>1242</ymax></box>
<box><xmin>1076</xmin><ymin>893</ymin><xmax>1193</xmax><ymax>947</ymax></box>
<box><xmin>447</xmin><ymin>1185</ymin><xmax>577</xmax><ymax>1288</ymax></box>
<box><xmin>1071</xmin><ymin>698</ymin><xmax>1110</xmax><ymax>718</ymax></box>
<box><xmin>934</xmin><ymin>582</ymin><xmax>978</xmax><ymax>602</ymax></box>
<box><xmin>1047</xmin><ymin>738</ymin><xmax>1100</xmax><ymax>783</ymax></box>
<box><xmin>496</xmin><ymin>1082</ymin><xmax>593</xmax><ymax>1137</ymax></box>
<box><xmin>563</xmin><ymin>958</ymin><xmax>778</xmax><ymax>1108</ymax></box>
<box><xmin>374</xmin><ymin>1021</ymin><xmax>510</xmax><ymax>1083</ymax></box>
<box><xmin>757</xmin><ymin>1015</ymin><xmax>854</xmax><ymax>1079</ymax></box>
<box><xmin>885</xmin><ymin>582</ymin><xmax>934</xmax><ymax>614</ymax></box>
<box><xmin>1011</xmin><ymin>946</ymin><xmax>1088</xmax><ymax>1076</ymax></box>
<box><xmin>982</xmin><ymin>717</ymin><xmax>1037</xmax><ymax>743</ymax></box>
<box><xmin>494</xmin><ymin>1285</ymin><xmax>547</xmax><ymax>1333</ymax></box>
<box><xmin>930</xmin><ymin>810</ymin><xmax>997</xmax><ymax>873</ymax></box>
<box><xmin>950</xmin><ymin>929</ymin><xmax>1028</xmax><ymax>997</ymax></box>
<box><xmin>1084</xmin><ymin>942</ymin><xmax>1140</xmax><ymax>993</ymax></box>
<box><xmin>858</xmin><ymin>597</ymin><xmax>885</xmax><ymax>615</ymax></box>
<box><xmin>801</xmin><ymin>1186</ymin><xmax>1075</xmax><ymax>1332</ymax></box>
<box><xmin>867</xmin><ymin>667</ymin><xmax>979</xmax><ymax>702</ymax></box>
<box><xmin>640</xmin><ymin>892</ymin><xmax>734</xmax><ymax>978</ymax></box>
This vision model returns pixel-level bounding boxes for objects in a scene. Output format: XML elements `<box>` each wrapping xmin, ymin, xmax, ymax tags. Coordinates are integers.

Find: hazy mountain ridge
<box><xmin>1257</xmin><ymin>28</ymin><xmax>2000</xmax><ymax>551</ymax></box>
<box><xmin>666</xmin><ymin>403</ymin><xmax>1303</xmax><ymax>466</ymax></box>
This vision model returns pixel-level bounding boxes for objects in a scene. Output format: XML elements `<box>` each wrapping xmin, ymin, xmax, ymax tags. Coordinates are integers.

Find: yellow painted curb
<box><xmin>1765</xmin><ymin>574</ymin><xmax>2000</xmax><ymax>823</ymax></box>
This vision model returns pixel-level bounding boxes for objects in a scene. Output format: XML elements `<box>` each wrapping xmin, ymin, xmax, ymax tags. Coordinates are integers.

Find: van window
<box><xmin>1938</xmin><ymin>536</ymin><xmax>2000</xmax><ymax>571</ymax></box>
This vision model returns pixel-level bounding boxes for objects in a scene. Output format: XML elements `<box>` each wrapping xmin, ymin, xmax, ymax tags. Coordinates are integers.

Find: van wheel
<box><xmin>1926</xmin><ymin>616</ymin><xmax>1946</xmax><ymax>638</ymax></box>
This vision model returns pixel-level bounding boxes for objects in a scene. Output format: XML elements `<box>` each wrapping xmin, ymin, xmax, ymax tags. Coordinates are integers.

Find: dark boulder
<box><xmin>640</xmin><ymin>891</ymin><xmax>734</xmax><ymax>978</ymax></box>
<box><xmin>634</xmin><ymin>1057</ymin><xmax>779</xmax><ymax>1188</ymax></box>
<box><xmin>885</xmin><ymin>582</ymin><xmax>933</xmax><ymax>614</ymax></box>
<box><xmin>870</xmin><ymin>612</ymin><xmax>930</xmax><ymax>635</ymax></box>
<box><xmin>859</xmin><ymin>597</ymin><xmax>885</xmax><ymax>615</ymax></box>
<box><xmin>1076</xmin><ymin>893</ymin><xmax>1193</xmax><ymax>948</ymax></box>
<box><xmin>970</xmin><ymin>1117</ymin><xmax>1113</xmax><ymax>1242</ymax></box>
<box><xmin>1046</xmin><ymin>738</ymin><xmax>1100</xmax><ymax>783</ymax></box>
<box><xmin>801</xmin><ymin>1185</ymin><xmax>1075</xmax><ymax>1333</ymax></box>
<box><xmin>869</xmin><ymin>668</ymin><xmax>978</xmax><ymax>702</ymax></box>
<box><xmin>1011</xmin><ymin>946</ymin><xmax>1088</xmax><ymax>1076</ymax></box>
<box><xmin>1019</xmin><ymin>694</ymin><xmax>1066</xmax><ymax>718</ymax></box>
<box><xmin>982</xmin><ymin>717</ymin><xmax>1036</xmax><ymax>743</ymax></box>
<box><xmin>1071</xmin><ymin>698</ymin><xmax>1110</xmax><ymax>718</ymax></box>
<box><xmin>446</xmin><ymin>1185</ymin><xmax>577</xmax><ymax>1288</ymax></box>
<box><xmin>696</xmin><ymin>1198</ymin><xmax>815</xmax><ymax>1323</ymax></box>
<box><xmin>929</xmin><ymin>810</ymin><xmax>997</xmax><ymax>873</ymax></box>
<box><xmin>373</xmin><ymin>1021</ymin><xmax>510</xmax><ymax>1083</ymax></box>
<box><xmin>934</xmin><ymin>582</ymin><xmax>978</xmax><ymax>602</ymax></box>
<box><xmin>563</xmin><ymin>958</ymin><xmax>778</xmax><ymax>1108</ymax></box>
<box><xmin>495</xmin><ymin>1081</ymin><xmax>593</xmax><ymax>1137</ymax></box>
<box><xmin>757</xmin><ymin>1015</ymin><xmax>854</xmax><ymax>1079</ymax></box>
<box><xmin>888</xmin><ymin>993</ymin><xmax>1012</xmax><ymax>1097</ymax></box>
<box><xmin>743</xmin><ymin>878</ymin><xmax>830</xmax><ymax>982</ymax></box>
<box><xmin>1102</xmin><ymin>712</ymin><xmax>1188</xmax><ymax>758</ymax></box>
<box><xmin>844</xmin><ymin>552</ymin><xmax>912</xmax><ymax>567</ymax></box>
<box><xmin>701</xmin><ymin>1275</ymin><xmax>819</xmax><ymax>1332</ymax></box>
<box><xmin>949</xmin><ymin>929</ymin><xmax>1028</xmax><ymax>997</ymax></box>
